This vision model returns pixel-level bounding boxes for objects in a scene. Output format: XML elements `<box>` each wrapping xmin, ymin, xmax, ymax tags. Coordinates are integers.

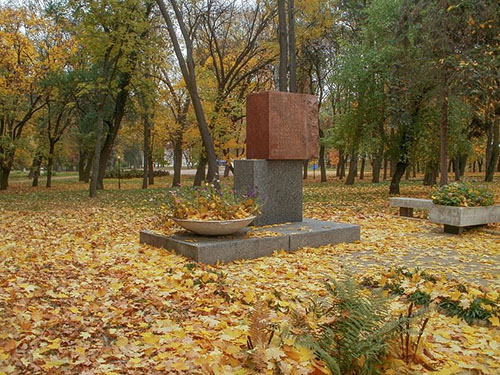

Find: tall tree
<box><xmin>156</xmin><ymin>0</ymin><xmax>219</xmax><ymax>185</ymax></box>
<box><xmin>277</xmin><ymin>0</ymin><xmax>288</xmax><ymax>91</ymax></box>
<box><xmin>0</xmin><ymin>8</ymin><xmax>48</xmax><ymax>190</ymax></box>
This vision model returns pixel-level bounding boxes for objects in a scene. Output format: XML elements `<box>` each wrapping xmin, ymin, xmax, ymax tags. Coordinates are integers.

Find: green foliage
<box><xmin>431</xmin><ymin>181</ymin><xmax>494</xmax><ymax>207</ymax></box>
<box><xmin>104</xmin><ymin>169</ymin><xmax>169</xmax><ymax>179</ymax></box>
<box><xmin>408</xmin><ymin>291</ymin><xmax>431</xmax><ymax>307</ymax></box>
<box><xmin>439</xmin><ymin>297</ymin><xmax>497</xmax><ymax>324</ymax></box>
<box><xmin>374</xmin><ymin>267</ymin><xmax>500</xmax><ymax>326</ymax></box>
<box><xmin>297</xmin><ymin>279</ymin><xmax>401</xmax><ymax>375</ymax></box>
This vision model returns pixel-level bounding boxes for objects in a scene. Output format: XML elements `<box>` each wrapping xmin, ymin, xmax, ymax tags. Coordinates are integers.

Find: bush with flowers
<box><xmin>431</xmin><ymin>181</ymin><xmax>494</xmax><ymax>207</ymax></box>
<box><xmin>164</xmin><ymin>184</ymin><xmax>260</xmax><ymax>221</ymax></box>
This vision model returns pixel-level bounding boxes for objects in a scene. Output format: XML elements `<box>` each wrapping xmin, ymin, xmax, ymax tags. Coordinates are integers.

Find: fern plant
<box><xmin>296</xmin><ymin>279</ymin><xmax>402</xmax><ymax>375</ymax></box>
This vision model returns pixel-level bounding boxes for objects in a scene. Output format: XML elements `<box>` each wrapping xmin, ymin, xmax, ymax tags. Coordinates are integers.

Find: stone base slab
<box><xmin>140</xmin><ymin>219</ymin><xmax>360</xmax><ymax>265</ymax></box>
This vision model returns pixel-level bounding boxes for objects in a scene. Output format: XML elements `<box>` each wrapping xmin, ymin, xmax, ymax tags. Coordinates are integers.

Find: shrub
<box><xmin>104</xmin><ymin>169</ymin><xmax>170</xmax><ymax>179</ymax></box>
<box><xmin>431</xmin><ymin>181</ymin><xmax>494</xmax><ymax>207</ymax></box>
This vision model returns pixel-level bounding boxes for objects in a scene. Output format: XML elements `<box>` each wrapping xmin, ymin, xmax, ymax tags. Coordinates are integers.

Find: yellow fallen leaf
<box><xmin>115</xmin><ymin>337</ymin><xmax>128</xmax><ymax>347</ymax></box>
<box><xmin>0</xmin><ymin>350</ymin><xmax>9</xmax><ymax>361</ymax></box>
<box><xmin>243</xmin><ymin>290</ymin><xmax>255</xmax><ymax>304</ymax></box>
<box><xmin>172</xmin><ymin>361</ymin><xmax>189</xmax><ymax>371</ymax></box>
<box><xmin>69</xmin><ymin>306</ymin><xmax>79</xmax><ymax>314</ymax></box>
<box><xmin>437</xmin><ymin>365</ymin><xmax>460</xmax><ymax>375</ymax></box>
<box><xmin>297</xmin><ymin>346</ymin><xmax>315</xmax><ymax>363</ymax></box>
<box><xmin>265</xmin><ymin>347</ymin><xmax>285</xmax><ymax>361</ymax></box>
<box><xmin>488</xmin><ymin>316</ymin><xmax>499</xmax><ymax>327</ymax></box>
<box><xmin>141</xmin><ymin>332</ymin><xmax>160</xmax><ymax>346</ymax></box>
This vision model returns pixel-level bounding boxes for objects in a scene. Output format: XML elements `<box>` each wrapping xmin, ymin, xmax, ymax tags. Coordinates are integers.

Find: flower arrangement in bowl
<box><xmin>431</xmin><ymin>181</ymin><xmax>494</xmax><ymax>207</ymax></box>
<box><xmin>164</xmin><ymin>184</ymin><xmax>260</xmax><ymax>236</ymax></box>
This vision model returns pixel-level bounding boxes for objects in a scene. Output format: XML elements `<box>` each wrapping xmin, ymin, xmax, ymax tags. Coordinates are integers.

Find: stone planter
<box><xmin>172</xmin><ymin>216</ymin><xmax>256</xmax><ymax>236</ymax></box>
<box><xmin>429</xmin><ymin>204</ymin><xmax>500</xmax><ymax>234</ymax></box>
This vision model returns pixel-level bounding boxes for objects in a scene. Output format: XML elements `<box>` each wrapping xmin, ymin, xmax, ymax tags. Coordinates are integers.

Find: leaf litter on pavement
<box><xmin>0</xmin><ymin>177</ymin><xmax>499</xmax><ymax>374</ymax></box>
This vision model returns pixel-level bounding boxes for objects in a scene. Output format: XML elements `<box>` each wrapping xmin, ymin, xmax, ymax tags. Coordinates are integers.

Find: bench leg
<box><xmin>444</xmin><ymin>225</ymin><xmax>463</xmax><ymax>234</ymax></box>
<box><xmin>400</xmin><ymin>207</ymin><xmax>413</xmax><ymax>217</ymax></box>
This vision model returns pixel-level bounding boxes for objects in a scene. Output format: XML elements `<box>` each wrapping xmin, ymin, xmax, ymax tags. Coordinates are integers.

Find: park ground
<box><xmin>1</xmin><ymin>173</ymin><xmax>499</xmax><ymax>374</ymax></box>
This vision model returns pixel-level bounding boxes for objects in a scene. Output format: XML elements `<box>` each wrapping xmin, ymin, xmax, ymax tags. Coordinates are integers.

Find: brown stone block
<box><xmin>246</xmin><ymin>91</ymin><xmax>319</xmax><ymax>160</ymax></box>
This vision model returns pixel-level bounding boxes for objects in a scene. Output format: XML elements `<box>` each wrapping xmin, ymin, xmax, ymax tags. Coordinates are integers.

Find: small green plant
<box><xmin>378</xmin><ymin>267</ymin><xmax>500</xmax><ymax>326</ymax></box>
<box><xmin>295</xmin><ymin>279</ymin><xmax>403</xmax><ymax>375</ymax></box>
<box><xmin>439</xmin><ymin>297</ymin><xmax>497</xmax><ymax>324</ymax></box>
<box><xmin>431</xmin><ymin>181</ymin><xmax>494</xmax><ymax>207</ymax></box>
<box><xmin>398</xmin><ymin>303</ymin><xmax>429</xmax><ymax>364</ymax></box>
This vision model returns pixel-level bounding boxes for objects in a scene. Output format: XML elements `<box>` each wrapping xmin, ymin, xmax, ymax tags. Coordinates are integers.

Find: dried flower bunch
<box><xmin>165</xmin><ymin>184</ymin><xmax>260</xmax><ymax>220</ymax></box>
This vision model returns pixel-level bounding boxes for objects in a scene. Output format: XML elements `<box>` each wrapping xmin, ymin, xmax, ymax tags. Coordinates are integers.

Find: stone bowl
<box><xmin>172</xmin><ymin>216</ymin><xmax>256</xmax><ymax>236</ymax></box>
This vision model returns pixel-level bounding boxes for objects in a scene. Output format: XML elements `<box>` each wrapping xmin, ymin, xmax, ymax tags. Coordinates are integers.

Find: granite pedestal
<box><xmin>234</xmin><ymin>159</ymin><xmax>303</xmax><ymax>226</ymax></box>
<box><xmin>140</xmin><ymin>219</ymin><xmax>360</xmax><ymax>265</ymax></box>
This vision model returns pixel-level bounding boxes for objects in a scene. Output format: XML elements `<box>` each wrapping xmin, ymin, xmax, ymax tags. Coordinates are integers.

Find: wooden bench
<box><xmin>389</xmin><ymin>197</ymin><xmax>433</xmax><ymax>217</ymax></box>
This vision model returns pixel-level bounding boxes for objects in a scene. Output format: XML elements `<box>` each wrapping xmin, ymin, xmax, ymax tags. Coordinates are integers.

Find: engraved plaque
<box><xmin>246</xmin><ymin>91</ymin><xmax>319</xmax><ymax>160</ymax></box>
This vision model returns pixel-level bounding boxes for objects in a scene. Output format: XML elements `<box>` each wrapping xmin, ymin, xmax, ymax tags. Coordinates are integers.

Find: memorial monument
<box><xmin>139</xmin><ymin>91</ymin><xmax>360</xmax><ymax>264</ymax></box>
<box><xmin>235</xmin><ymin>91</ymin><xmax>319</xmax><ymax>225</ymax></box>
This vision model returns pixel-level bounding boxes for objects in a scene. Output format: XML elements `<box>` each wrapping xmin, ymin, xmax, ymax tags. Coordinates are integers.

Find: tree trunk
<box><xmin>383</xmin><ymin>155</ymin><xmax>388</xmax><ymax>180</ymax></box>
<box><xmin>278</xmin><ymin>0</ymin><xmax>288</xmax><ymax>92</ymax></box>
<box><xmin>336</xmin><ymin>150</ymin><xmax>343</xmax><ymax>177</ymax></box>
<box><xmin>359</xmin><ymin>156</ymin><xmax>365</xmax><ymax>180</ymax></box>
<box><xmin>194</xmin><ymin>156</ymin><xmax>207</xmax><ymax>186</ymax></box>
<box><xmin>303</xmin><ymin>159</ymin><xmax>308</xmax><ymax>179</ymax></box>
<box><xmin>288</xmin><ymin>0</ymin><xmax>296</xmax><ymax>93</ymax></box>
<box><xmin>485</xmin><ymin>115</ymin><xmax>499</xmax><ymax>182</ymax></box>
<box><xmin>148</xmin><ymin>154</ymin><xmax>154</xmax><ymax>185</ymax></box>
<box><xmin>142</xmin><ymin>110</ymin><xmax>151</xmax><ymax>189</ymax></box>
<box><xmin>340</xmin><ymin>154</ymin><xmax>346</xmax><ymax>179</ymax></box>
<box><xmin>0</xmin><ymin>155</ymin><xmax>14</xmax><ymax>191</ymax></box>
<box><xmin>345</xmin><ymin>154</ymin><xmax>358</xmax><ymax>185</ymax></box>
<box><xmin>32</xmin><ymin>154</ymin><xmax>42</xmax><ymax>187</ymax></box>
<box><xmin>83</xmin><ymin>156</ymin><xmax>92</xmax><ymax>183</ymax></box>
<box><xmin>90</xmin><ymin>94</ymin><xmax>107</xmax><ymax>198</ymax></box>
<box><xmin>97</xmin><ymin>99</ymin><xmax>129</xmax><ymax>189</ymax></box>
<box><xmin>78</xmin><ymin>151</ymin><xmax>87</xmax><ymax>182</ymax></box>
<box><xmin>319</xmin><ymin>128</ymin><xmax>326</xmax><ymax>182</ymax></box>
<box><xmin>423</xmin><ymin>161</ymin><xmax>438</xmax><ymax>186</ymax></box>
<box><xmin>46</xmin><ymin>141</ymin><xmax>56</xmax><ymax>188</ymax></box>
<box><xmin>172</xmin><ymin>137</ymin><xmax>183</xmax><ymax>187</ymax></box>
<box><xmin>389</xmin><ymin>162</ymin><xmax>408</xmax><ymax>195</ymax></box>
<box><xmin>439</xmin><ymin>73</ymin><xmax>449</xmax><ymax>186</ymax></box>
<box><xmin>405</xmin><ymin>165</ymin><xmax>411</xmax><ymax>180</ymax></box>
<box><xmin>28</xmin><ymin>155</ymin><xmax>38</xmax><ymax>179</ymax></box>
<box><xmin>372</xmin><ymin>145</ymin><xmax>383</xmax><ymax>183</ymax></box>
<box><xmin>454</xmin><ymin>157</ymin><xmax>460</xmax><ymax>181</ymax></box>
<box><xmin>0</xmin><ymin>166</ymin><xmax>10</xmax><ymax>191</ymax></box>
<box><xmin>319</xmin><ymin>147</ymin><xmax>327</xmax><ymax>182</ymax></box>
